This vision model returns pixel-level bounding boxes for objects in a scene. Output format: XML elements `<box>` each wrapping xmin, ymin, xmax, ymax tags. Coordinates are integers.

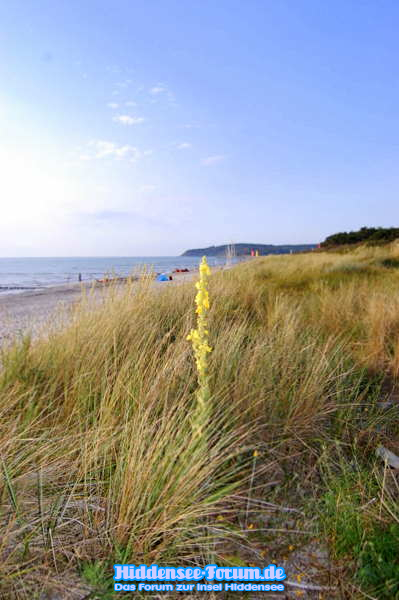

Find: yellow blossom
<box><xmin>187</xmin><ymin>256</ymin><xmax>212</xmax><ymax>438</ymax></box>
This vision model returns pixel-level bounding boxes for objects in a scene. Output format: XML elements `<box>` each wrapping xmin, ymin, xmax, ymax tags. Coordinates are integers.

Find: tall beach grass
<box><xmin>1</xmin><ymin>243</ymin><xmax>399</xmax><ymax>597</ymax></box>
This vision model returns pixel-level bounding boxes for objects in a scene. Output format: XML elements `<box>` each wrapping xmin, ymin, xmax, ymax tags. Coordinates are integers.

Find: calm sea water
<box><xmin>0</xmin><ymin>256</ymin><xmax>231</xmax><ymax>293</ymax></box>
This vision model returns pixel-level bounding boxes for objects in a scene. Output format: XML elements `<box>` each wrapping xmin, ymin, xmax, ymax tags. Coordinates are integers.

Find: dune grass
<box><xmin>1</xmin><ymin>244</ymin><xmax>399</xmax><ymax>598</ymax></box>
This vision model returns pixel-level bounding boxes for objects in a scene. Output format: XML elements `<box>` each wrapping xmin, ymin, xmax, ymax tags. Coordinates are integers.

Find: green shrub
<box><xmin>380</xmin><ymin>257</ymin><xmax>399</xmax><ymax>269</ymax></box>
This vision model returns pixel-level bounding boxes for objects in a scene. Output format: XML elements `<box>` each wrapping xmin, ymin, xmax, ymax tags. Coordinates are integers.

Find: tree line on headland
<box><xmin>321</xmin><ymin>226</ymin><xmax>399</xmax><ymax>247</ymax></box>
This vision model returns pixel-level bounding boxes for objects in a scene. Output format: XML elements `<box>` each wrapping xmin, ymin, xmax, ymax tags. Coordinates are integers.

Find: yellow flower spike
<box><xmin>253</xmin><ymin>450</ymin><xmax>259</xmax><ymax>457</ymax></box>
<box><xmin>187</xmin><ymin>256</ymin><xmax>212</xmax><ymax>440</ymax></box>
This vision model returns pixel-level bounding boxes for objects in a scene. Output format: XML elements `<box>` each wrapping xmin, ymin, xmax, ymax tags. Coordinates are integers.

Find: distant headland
<box><xmin>181</xmin><ymin>243</ymin><xmax>317</xmax><ymax>257</ymax></box>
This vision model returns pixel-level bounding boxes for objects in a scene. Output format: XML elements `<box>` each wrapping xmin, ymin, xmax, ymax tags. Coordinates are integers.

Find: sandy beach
<box><xmin>0</xmin><ymin>270</ymin><xmax>201</xmax><ymax>346</ymax></box>
<box><xmin>0</xmin><ymin>267</ymin><xmax>232</xmax><ymax>346</ymax></box>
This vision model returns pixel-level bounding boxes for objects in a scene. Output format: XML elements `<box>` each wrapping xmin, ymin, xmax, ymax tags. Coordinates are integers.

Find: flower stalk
<box><xmin>187</xmin><ymin>256</ymin><xmax>212</xmax><ymax>438</ymax></box>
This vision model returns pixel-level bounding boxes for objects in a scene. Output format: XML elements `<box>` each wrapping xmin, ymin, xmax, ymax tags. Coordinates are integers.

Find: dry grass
<box><xmin>1</xmin><ymin>244</ymin><xmax>399</xmax><ymax>598</ymax></box>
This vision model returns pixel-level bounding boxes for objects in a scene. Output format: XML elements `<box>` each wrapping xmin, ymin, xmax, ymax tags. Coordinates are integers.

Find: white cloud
<box><xmin>82</xmin><ymin>140</ymin><xmax>142</xmax><ymax>163</ymax></box>
<box><xmin>201</xmin><ymin>154</ymin><xmax>226</xmax><ymax>166</ymax></box>
<box><xmin>115</xmin><ymin>79</ymin><xmax>132</xmax><ymax>88</ymax></box>
<box><xmin>176</xmin><ymin>142</ymin><xmax>192</xmax><ymax>150</ymax></box>
<box><xmin>107</xmin><ymin>102</ymin><xmax>119</xmax><ymax>109</ymax></box>
<box><xmin>125</xmin><ymin>101</ymin><xmax>136</xmax><ymax>107</ymax></box>
<box><xmin>112</xmin><ymin>114</ymin><xmax>145</xmax><ymax>126</ymax></box>
<box><xmin>148</xmin><ymin>83</ymin><xmax>177</xmax><ymax>106</ymax></box>
<box><xmin>149</xmin><ymin>85</ymin><xmax>167</xmax><ymax>95</ymax></box>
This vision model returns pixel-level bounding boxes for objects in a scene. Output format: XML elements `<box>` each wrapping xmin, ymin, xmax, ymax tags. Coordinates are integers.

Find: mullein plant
<box><xmin>187</xmin><ymin>256</ymin><xmax>212</xmax><ymax>440</ymax></box>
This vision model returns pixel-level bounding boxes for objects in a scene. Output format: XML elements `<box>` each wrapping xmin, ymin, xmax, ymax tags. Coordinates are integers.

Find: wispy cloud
<box><xmin>107</xmin><ymin>102</ymin><xmax>119</xmax><ymax>109</ymax></box>
<box><xmin>149</xmin><ymin>83</ymin><xmax>177</xmax><ymax>106</ymax></box>
<box><xmin>125</xmin><ymin>101</ymin><xmax>136</xmax><ymax>107</ymax></box>
<box><xmin>115</xmin><ymin>79</ymin><xmax>132</xmax><ymax>89</ymax></box>
<box><xmin>81</xmin><ymin>140</ymin><xmax>142</xmax><ymax>163</ymax></box>
<box><xmin>112</xmin><ymin>115</ymin><xmax>145</xmax><ymax>126</ymax></box>
<box><xmin>176</xmin><ymin>142</ymin><xmax>192</xmax><ymax>150</ymax></box>
<box><xmin>201</xmin><ymin>154</ymin><xmax>226</xmax><ymax>166</ymax></box>
<box><xmin>149</xmin><ymin>85</ymin><xmax>167</xmax><ymax>95</ymax></box>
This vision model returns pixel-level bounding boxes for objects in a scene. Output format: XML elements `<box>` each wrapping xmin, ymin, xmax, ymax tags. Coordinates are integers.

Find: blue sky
<box><xmin>1</xmin><ymin>0</ymin><xmax>398</xmax><ymax>256</ymax></box>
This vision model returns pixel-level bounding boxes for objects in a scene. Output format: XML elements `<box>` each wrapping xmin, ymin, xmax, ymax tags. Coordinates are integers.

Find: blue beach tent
<box><xmin>156</xmin><ymin>273</ymin><xmax>169</xmax><ymax>281</ymax></box>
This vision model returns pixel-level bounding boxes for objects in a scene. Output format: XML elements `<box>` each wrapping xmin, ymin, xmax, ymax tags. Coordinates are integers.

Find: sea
<box><xmin>0</xmin><ymin>256</ymin><xmax>233</xmax><ymax>294</ymax></box>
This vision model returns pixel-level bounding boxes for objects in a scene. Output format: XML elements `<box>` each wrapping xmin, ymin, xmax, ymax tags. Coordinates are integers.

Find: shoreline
<box><xmin>0</xmin><ymin>265</ymin><xmax>231</xmax><ymax>346</ymax></box>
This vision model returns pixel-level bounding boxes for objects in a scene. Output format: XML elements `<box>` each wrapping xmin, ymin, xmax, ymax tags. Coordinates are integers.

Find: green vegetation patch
<box><xmin>321</xmin><ymin>466</ymin><xmax>399</xmax><ymax>599</ymax></box>
<box><xmin>379</xmin><ymin>257</ymin><xmax>399</xmax><ymax>269</ymax></box>
<box><xmin>321</xmin><ymin>226</ymin><xmax>399</xmax><ymax>248</ymax></box>
<box><xmin>357</xmin><ymin>524</ymin><xmax>399</xmax><ymax>599</ymax></box>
